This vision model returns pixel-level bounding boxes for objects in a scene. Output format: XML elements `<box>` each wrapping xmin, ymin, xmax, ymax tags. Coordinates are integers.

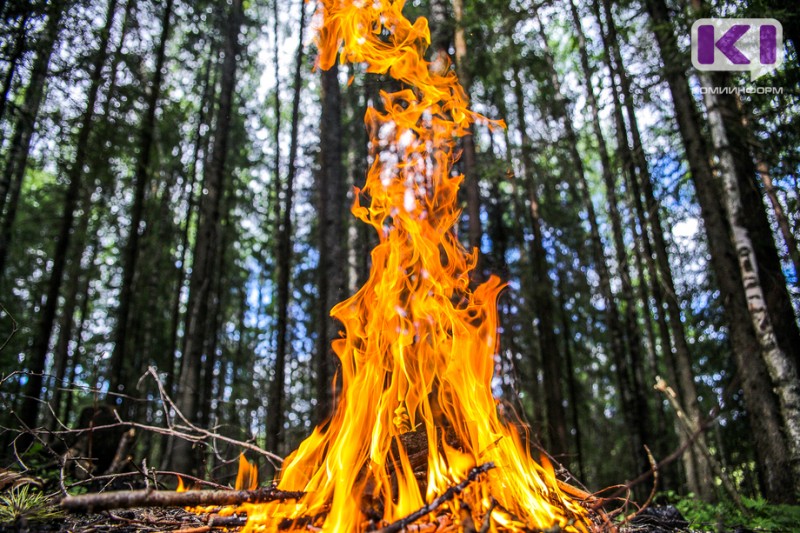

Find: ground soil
<box><xmin>0</xmin><ymin>505</ymin><xmax>703</xmax><ymax>533</ymax></box>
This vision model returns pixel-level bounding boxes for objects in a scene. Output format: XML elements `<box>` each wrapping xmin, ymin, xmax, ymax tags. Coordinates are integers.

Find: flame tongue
<box><xmin>243</xmin><ymin>1</ymin><xmax>588</xmax><ymax>530</ymax></box>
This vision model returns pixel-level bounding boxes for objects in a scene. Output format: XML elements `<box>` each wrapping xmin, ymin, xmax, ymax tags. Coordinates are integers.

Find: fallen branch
<box><xmin>655</xmin><ymin>377</ymin><xmax>745</xmax><ymax>512</ymax></box>
<box><xmin>621</xmin><ymin>445</ymin><xmax>658</xmax><ymax>525</ymax></box>
<box><xmin>61</xmin><ymin>486</ymin><xmax>304</xmax><ymax>513</ymax></box>
<box><xmin>171</xmin><ymin>515</ymin><xmax>248</xmax><ymax>533</ymax></box>
<box><xmin>478</xmin><ymin>498</ymin><xmax>496</xmax><ymax>533</ymax></box>
<box><xmin>374</xmin><ymin>462</ymin><xmax>494</xmax><ymax>533</ymax></box>
<box><xmin>588</xmin><ymin>375</ymin><xmax>738</xmax><ymax>514</ymax></box>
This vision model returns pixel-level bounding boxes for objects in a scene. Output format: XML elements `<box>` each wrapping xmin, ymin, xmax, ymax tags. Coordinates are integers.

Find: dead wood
<box><xmin>60</xmin><ymin>486</ymin><xmax>304</xmax><ymax>513</ymax></box>
<box><xmin>654</xmin><ymin>377</ymin><xmax>745</xmax><ymax>512</ymax></box>
<box><xmin>373</xmin><ymin>462</ymin><xmax>494</xmax><ymax>533</ymax></box>
<box><xmin>459</xmin><ymin>501</ymin><xmax>477</xmax><ymax>533</ymax></box>
<box><xmin>478</xmin><ymin>498</ymin><xmax>496</xmax><ymax>533</ymax></box>
<box><xmin>170</xmin><ymin>515</ymin><xmax>248</xmax><ymax>533</ymax></box>
<box><xmin>620</xmin><ymin>446</ymin><xmax>658</xmax><ymax>526</ymax></box>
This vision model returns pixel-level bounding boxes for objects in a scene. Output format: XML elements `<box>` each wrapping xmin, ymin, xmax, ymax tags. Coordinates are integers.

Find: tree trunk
<box><xmin>0</xmin><ymin>8</ymin><xmax>30</xmax><ymax>132</ymax></box>
<box><xmin>172</xmin><ymin>0</ymin><xmax>243</xmax><ymax>476</ymax></box>
<box><xmin>532</xmin><ymin>12</ymin><xmax>647</xmax><ymax>479</ymax></box>
<box><xmin>699</xmin><ymin>75</ymin><xmax>800</xmax><ymax>489</ymax></box>
<box><xmin>643</xmin><ymin>0</ymin><xmax>798</xmax><ymax>500</ymax></box>
<box><xmin>165</xmin><ymin>47</ymin><xmax>218</xmax><ymax>400</ymax></box>
<box><xmin>556</xmin><ymin>276</ymin><xmax>585</xmax><ymax>481</ymax></box>
<box><xmin>268</xmin><ymin>0</ymin><xmax>283</xmax><ymax>237</ymax></box>
<box><xmin>757</xmin><ymin>158</ymin><xmax>800</xmax><ymax>285</ymax></box>
<box><xmin>265</xmin><ymin>0</ymin><xmax>307</xmax><ymax>465</ymax></box>
<box><xmin>510</xmin><ymin>66</ymin><xmax>568</xmax><ymax>459</ymax></box>
<box><xmin>315</xmin><ymin>61</ymin><xmax>346</xmax><ymax>423</ymax></box>
<box><xmin>107</xmin><ymin>0</ymin><xmax>173</xmax><ymax>401</ymax></box>
<box><xmin>452</xmin><ymin>0</ymin><xmax>481</xmax><ymax>256</ymax></box>
<box><xmin>199</xmin><ymin>225</ymin><xmax>228</xmax><ymax>432</ymax></box>
<box><xmin>495</xmin><ymin>82</ymin><xmax>545</xmax><ymax>434</ymax></box>
<box><xmin>709</xmin><ymin>83</ymin><xmax>800</xmax><ymax>373</ymax></box>
<box><xmin>566</xmin><ymin>0</ymin><xmax>655</xmax><ymax>481</ymax></box>
<box><xmin>48</xmin><ymin>202</ymin><xmax>98</xmax><ymax>429</ymax></box>
<box><xmin>19</xmin><ymin>0</ymin><xmax>115</xmax><ymax>432</ymax></box>
<box><xmin>596</xmin><ymin>0</ymin><xmax>716</xmax><ymax>497</ymax></box>
<box><xmin>0</xmin><ymin>1</ymin><xmax>65</xmax><ymax>277</ymax></box>
<box><xmin>61</xmin><ymin>258</ymin><xmax>95</xmax><ymax>425</ymax></box>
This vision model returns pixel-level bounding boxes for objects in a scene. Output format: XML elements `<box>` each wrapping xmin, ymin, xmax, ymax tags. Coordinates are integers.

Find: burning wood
<box><xmin>47</xmin><ymin>0</ymin><xmax>594</xmax><ymax>529</ymax></box>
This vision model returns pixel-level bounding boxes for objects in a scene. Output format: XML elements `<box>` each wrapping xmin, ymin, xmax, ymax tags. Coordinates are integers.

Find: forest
<box><xmin>0</xmin><ymin>0</ymin><xmax>799</xmax><ymax>530</ymax></box>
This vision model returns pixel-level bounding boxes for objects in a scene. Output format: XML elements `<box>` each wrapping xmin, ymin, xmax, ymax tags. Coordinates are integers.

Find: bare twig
<box><xmin>64</xmin><ymin>470</ymin><xmax>227</xmax><ymax>492</ymax></box>
<box><xmin>589</xmin><ymin>376</ymin><xmax>736</xmax><ymax>513</ymax></box>
<box><xmin>374</xmin><ymin>462</ymin><xmax>495</xmax><ymax>533</ymax></box>
<box><xmin>655</xmin><ymin>377</ymin><xmax>745</xmax><ymax>512</ymax></box>
<box><xmin>61</xmin><ymin>486</ymin><xmax>304</xmax><ymax>513</ymax></box>
<box><xmin>0</xmin><ymin>303</ymin><xmax>18</xmax><ymax>352</ymax></box>
<box><xmin>139</xmin><ymin>367</ymin><xmax>283</xmax><ymax>467</ymax></box>
<box><xmin>478</xmin><ymin>498</ymin><xmax>496</xmax><ymax>533</ymax></box>
<box><xmin>621</xmin><ymin>446</ymin><xmax>658</xmax><ymax>525</ymax></box>
<box><xmin>207</xmin><ymin>515</ymin><xmax>248</xmax><ymax>528</ymax></box>
<box><xmin>459</xmin><ymin>502</ymin><xmax>477</xmax><ymax>533</ymax></box>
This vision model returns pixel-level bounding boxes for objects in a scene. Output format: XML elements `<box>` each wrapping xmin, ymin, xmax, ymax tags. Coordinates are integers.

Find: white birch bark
<box><xmin>699</xmin><ymin>72</ymin><xmax>800</xmax><ymax>483</ymax></box>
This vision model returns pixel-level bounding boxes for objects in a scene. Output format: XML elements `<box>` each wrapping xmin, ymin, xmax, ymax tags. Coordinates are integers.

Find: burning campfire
<box><xmin>208</xmin><ymin>1</ymin><xmax>591</xmax><ymax>531</ymax></box>
<box><xmin>56</xmin><ymin>1</ymin><xmax>595</xmax><ymax>531</ymax></box>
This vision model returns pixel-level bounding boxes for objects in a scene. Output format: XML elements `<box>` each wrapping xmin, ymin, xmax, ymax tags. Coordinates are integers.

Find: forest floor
<box><xmin>0</xmin><ymin>505</ymin><xmax>701</xmax><ymax>533</ymax></box>
<box><xmin>0</xmin><ymin>506</ymin><xmax>244</xmax><ymax>532</ymax></box>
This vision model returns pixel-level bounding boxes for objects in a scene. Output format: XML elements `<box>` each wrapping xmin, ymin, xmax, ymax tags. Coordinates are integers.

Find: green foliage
<box><xmin>0</xmin><ymin>485</ymin><xmax>64</xmax><ymax>525</ymax></box>
<box><xmin>669</xmin><ymin>493</ymin><xmax>800</xmax><ymax>532</ymax></box>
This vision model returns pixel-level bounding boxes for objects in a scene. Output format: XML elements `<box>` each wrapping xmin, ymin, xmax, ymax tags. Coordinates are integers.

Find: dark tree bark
<box><xmin>165</xmin><ymin>47</ymin><xmax>218</xmax><ymax>404</ymax></box>
<box><xmin>19</xmin><ymin>0</ymin><xmax>116</xmax><ymax>432</ymax></box>
<box><xmin>643</xmin><ymin>0</ymin><xmax>798</xmax><ymax>500</ymax></box>
<box><xmin>530</xmin><ymin>12</ymin><xmax>648</xmax><ymax>479</ymax></box>
<box><xmin>315</xmin><ymin>61</ymin><xmax>346</xmax><ymax>423</ymax></box>
<box><xmin>565</xmin><ymin>1</ymin><xmax>655</xmax><ymax>483</ymax></box>
<box><xmin>268</xmin><ymin>0</ymin><xmax>283</xmax><ymax>236</ymax></box>
<box><xmin>556</xmin><ymin>276</ymin><xmax>585</xmax><ymax>481</ymax></box>
<box><xmin>265</xmin><ymin>0</ymin><xmax>308</xmax><ymax>464</ymax></box>
<box><xmin>595</xmin><ymin>0</ymin><xmax>713</xmax><ymax>496</ymax></box>
<box><xmin>199</xmin><ymin>224</ymin><xmax>228</xmax><ymax>432</ymax></box>
<box><xmin>107</xmin><ymin>0</ymin><xmax>174</xmax><ymax>401</ymax></box>
<box><xmin>428</xmin><ymin>0</ymin><xmax>481</xmax><ymax>257</ymax></box>
<box><xmin>0</xmin><ymin>7</ymin><xmax>30</xmax><ymax>132</ymax></box>
<box><xmin>48</xmin><ymin>205</ymin><xmax>98</xmax><ymax>429</ymax></box>
<box><xmin>756</xmin><ymin>157</ymin><xmax>800</xmax><ymax>286</ymax></box>
<box><xmin>47</xmin><ymin>0</ymin><xmax>134</xmax><ymax>425</ymax></box>
<box><xmin>510</xmin><ymin>66</ymin><xmax>568</xmax><ymax>459</ymax></box>
<box><xmin>61</xmin><ymin>257</ymin><xmax>96</xmax><ymax>424</ymax></box>
<box><xmin>172</xmin><ymin>0</ymin><xmax>243</xmax><ymax>476</ymax></box>
<box><xmin>345</xmin><ymin>65</ymin><xmax>373</xmax><ymax>295</ymax></box>
<box><xmin>0</xmin><ymin>1</ymin><xmax>66</xmax><ymax>277</ymax></box>
<box><xmin>452</xmin><ymin>0</ymin><xmax>481</xmax><ymax>256</ymax></box>
<box><xmin>493</xmin><ymin>83</ymin><xmax>545</xmax><ymax>434</ymax></box>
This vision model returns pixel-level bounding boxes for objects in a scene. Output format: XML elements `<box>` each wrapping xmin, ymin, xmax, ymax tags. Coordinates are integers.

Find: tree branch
<box><xmin>60</xmin><ymin>486</ymin><xmax>304</xmax><ymax>513</ymax></box>
<box><xmin>374</xmin><ymin>462</ymin><xmax>494</xmax><ymax>533</ymax></box>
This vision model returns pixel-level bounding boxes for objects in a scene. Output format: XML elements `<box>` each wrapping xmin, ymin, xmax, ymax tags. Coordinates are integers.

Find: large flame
<box><xmin>241</xmin><ymin>1</ymin><xmax>589</xmax><ymax>530</ymax></box>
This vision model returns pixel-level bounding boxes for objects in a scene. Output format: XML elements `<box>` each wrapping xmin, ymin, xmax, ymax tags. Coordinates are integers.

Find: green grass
<box><xmin>670</xmin><ymin>493</ymin><xmax>800</xmax><ymax>532</ymax></box>
<box><xmin>0</xmin><ymin>484</ymin><xmax>65</xmax><ymax>525</ymax></box>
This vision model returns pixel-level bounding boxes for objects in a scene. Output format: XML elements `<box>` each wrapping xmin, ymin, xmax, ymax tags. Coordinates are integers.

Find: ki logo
<box><xmin>691</xmin><ymin>18</ymin><xmax>784</xmax><ymax>81</ymax></box>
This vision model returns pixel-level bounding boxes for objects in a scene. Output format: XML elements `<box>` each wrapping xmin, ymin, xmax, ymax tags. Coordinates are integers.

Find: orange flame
<box><xmin>236</xmin><ymin>454</ymin><xmax>259</xmax><ymax>491</ymax></box>
<box><xmin>240</xmin><ymin>1</ymin><xmax>590</xmax><ymax>530</ymax></box>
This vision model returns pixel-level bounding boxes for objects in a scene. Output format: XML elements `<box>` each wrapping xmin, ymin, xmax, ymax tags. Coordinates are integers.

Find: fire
<box><xmin>237</xmin><ymin>0</ymin><xmax>589</xmax><ymax>530</ymax></box>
